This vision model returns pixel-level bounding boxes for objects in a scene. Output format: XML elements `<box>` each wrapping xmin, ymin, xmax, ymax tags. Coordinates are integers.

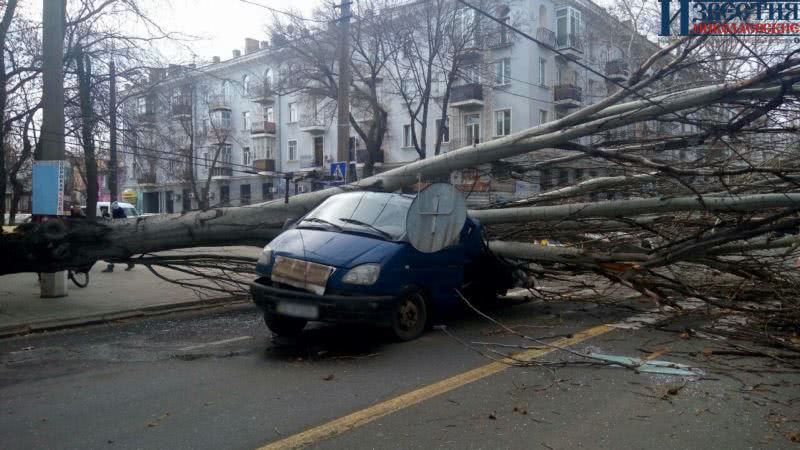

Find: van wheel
<box><xmin>390</xmin><ymin>288</ymin><xmax>428</xmax><ymax>341</ymax></box>
<box><xmin>264</xmin><ymin>313</ymin><xmax>307</xmax><ymax>337</ymax></box>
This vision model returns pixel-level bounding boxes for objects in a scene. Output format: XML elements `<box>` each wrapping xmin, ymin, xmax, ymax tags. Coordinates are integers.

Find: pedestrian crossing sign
<box><xmin>331</xmin><ymin>161</ymin><xmax>347</xmax><ymax>181</ymax></box>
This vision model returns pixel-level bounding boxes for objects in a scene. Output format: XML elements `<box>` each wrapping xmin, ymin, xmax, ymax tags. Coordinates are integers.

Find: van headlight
<box><xmin>257</xmin><ymin>245</ymin><xmax>273</xmax><ymax>266</ymax></box>
<box><xmin>342</xmin><ymin>264</ymin><xmax>381</xmax><ymax>285</ymax></box>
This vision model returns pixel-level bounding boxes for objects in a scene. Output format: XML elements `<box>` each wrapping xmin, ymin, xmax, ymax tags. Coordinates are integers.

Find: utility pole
<box><xmin>109</xmin><ymin>60</ymin><xmax>118</xmax><ymax>203</ymax></box>
<box><xmin>335</xmin><ymin>0</ymin><xmax>352</xmax><ymax>181</ymax></box>
<box><xmin>76</xmin><ymin>46</ymin><xmax>98</xmax><ymax>219</ymax></box>
<box><xmin>38</xmin><ymin>0</ymin><xmax>67</xmax><ymax>297</ymax></box>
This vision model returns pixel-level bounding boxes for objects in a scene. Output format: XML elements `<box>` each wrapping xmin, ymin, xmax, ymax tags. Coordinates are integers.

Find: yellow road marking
<box><xmin>643</xmin><ymin>347</ymin><xmax>670</xmax><ymax>360</ymax></box>
<box><xmin>258</xmin><ymin>323</ymin><xmax>613</xmax><ymax>450</ymax></box>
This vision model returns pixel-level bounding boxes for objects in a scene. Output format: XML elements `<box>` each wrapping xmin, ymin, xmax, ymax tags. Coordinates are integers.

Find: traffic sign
<box><xmin>330</xmin><ymin>161</ymin><xmax>347</xmax><ymax>180</ymax></box>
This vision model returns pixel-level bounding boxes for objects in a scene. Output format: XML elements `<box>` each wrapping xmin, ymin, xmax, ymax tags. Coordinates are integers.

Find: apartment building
<box><xmin>121</xmin><ymin>0</ymin><xmax>664</xmax><ymax>213</ymax></box>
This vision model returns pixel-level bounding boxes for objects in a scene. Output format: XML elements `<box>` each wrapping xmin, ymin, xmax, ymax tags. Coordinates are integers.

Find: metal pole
<box><xmin>109</xmin><ymin>60</ymin><xmax>118</xmax><ymax>202</ymax></box>
<box><xmin>336</xmin><ymin>1</ymin><xmax>352</xmax><ymax>180</ymax></box>
<box><xmin>39</xmin><ymin>0</ymin><xmax>67</xmax><ymax>298</ymax></box>
<box><xmin>284</xmin><ymin>173</ymin><xmax>291</xmax><ymax>204</ymax></box>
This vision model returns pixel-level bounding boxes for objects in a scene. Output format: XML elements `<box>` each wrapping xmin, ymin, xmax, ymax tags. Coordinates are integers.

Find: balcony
<box><xmin>355</xmin><ymin>149</ymin><xmax>384</xmax><ymax>164</ymax></box>
<box><xmin>299</xmin><ymin>120</ymin><xmax>327</xmax><ymax>135</ymax></box>
<box><xmin>450</xmin><ymin>83</ymin><xmax>484</xmax><ymax>108</ymax></box>
<box><xmin>137</xmin><ymin>105</ymin><xmax>156</xmax><ymax>124</ymax></box>
<box><xmin>556</xmin><ymin>33</ymin><xmax>584</xmax><ymax>60</ymax></box>
<box><xmin>554</xmin><ymin>84</ymin><xmax>583</xmax><ymax>109</ymax></box>
<box><xmin>249</xmin><ymin>83</ymin><xmax>275</xmax><ymax>104</ymax></box>
<box><xmin>137</xmin><ymin>173</ymin><xmax>157</xmax><ymax>185</ymax></box>
<box><xmin>485</xmin><ymin>28</ymin><xmax>514</xmax><ymax>49</ymax></box>
<box><xmin>171</xmin><ymin>97</ymin><xmax>192</xmax><ymax>118</ymax></box>
<box><xmin>536</xmin><ymin>27</ymin><xmax>556</xmax><ymax>48</ymax></box>
<box><xmin>250</xmin><ymin>120</ymin><xmax>276</xmax><ymax>135</ymax></box>
<box><xmin>605</xmin><ymin>59</ymin><xmax>630</xmax><ymax>82</ymax></box>
<box><xmin>253</xmin><ymin>158</ymin><xmax>276</xmax><ymax>172</ymax></box>
<box><xmin>207</xmin><ymin>94</ymin><xmax>231</xmax><ymax>111</ymax></box>
<box><xmin>211</xmin><ymin>166</ymin><xmax>233</xmax><ymax>178</ymax></box>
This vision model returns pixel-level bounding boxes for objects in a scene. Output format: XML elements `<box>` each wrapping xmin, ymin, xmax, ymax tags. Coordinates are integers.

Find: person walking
<box><xmin>102</xmin><ymin>202</ymin><xmax>135</xmax><ymax>273</ymax></box>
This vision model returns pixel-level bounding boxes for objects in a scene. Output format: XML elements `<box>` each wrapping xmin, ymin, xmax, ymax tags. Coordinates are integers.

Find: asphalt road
<box><xmin>1</xmin><ymin>298</ymin><xmax>798</xmax><ymax>449</ymax></box>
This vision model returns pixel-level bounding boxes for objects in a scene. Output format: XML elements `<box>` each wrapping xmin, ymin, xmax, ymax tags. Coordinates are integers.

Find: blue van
<box><xmin>250</xmin><ymin>191</ymin><xmax>513</xmax><ymax>340</ymax></box>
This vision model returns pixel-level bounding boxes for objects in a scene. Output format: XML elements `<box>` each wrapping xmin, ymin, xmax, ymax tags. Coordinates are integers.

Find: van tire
<box><xmin>264</xmin><ymin>313</ymin><xmax>307</xmax><ymax>337</ymax></box>
<box><xmin>390</xmin><ymin>288</ymin><xmax>428</xmax><ymax>341</ymax></box>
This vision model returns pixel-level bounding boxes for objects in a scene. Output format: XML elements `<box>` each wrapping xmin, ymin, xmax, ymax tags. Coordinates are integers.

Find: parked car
<box><xmin>250</xmin><ymin>191</ymin><xmax>514</xmax><ymax>341</ymax></box>
<box><xmin>82</xmin><ymin>202</ymin><xmax>140</xmax><ymax>218</ymax></box>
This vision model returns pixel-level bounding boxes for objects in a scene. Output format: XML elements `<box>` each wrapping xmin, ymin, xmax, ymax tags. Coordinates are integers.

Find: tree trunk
<box><xmin>0</xmin><ymin>0</ymin><xmax>19</xmax><ymax>226</ymax></box>
<box><xmin>470</xmin><ymin>193</ymin><xmax>800</xmax><ymax>224</ymax></box>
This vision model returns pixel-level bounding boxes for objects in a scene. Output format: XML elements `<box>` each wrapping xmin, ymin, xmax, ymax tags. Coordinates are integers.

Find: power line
<box><xmin>5</xmin><ymin>128</ymin><xmax>276</xmax><ymax>177</ymax></box>
<box><xmin>239</xmin><ymin>0</ymin><xmax>329</xmax><ymax>24</ymax></box>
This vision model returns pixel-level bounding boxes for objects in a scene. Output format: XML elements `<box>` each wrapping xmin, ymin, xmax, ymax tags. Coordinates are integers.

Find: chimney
<box><xmin>245</xmin><ymin>38</ymin><xmax>259</xmax><ymax>54</ymax></box>
<box><xmin>149</xmin><ymin>67</ymin><xmax>166</xmax><ymax>83</ymax></box>
<box><xmin>232</xmin><ymin>49</ymin><xmax>242</xmax><ymax>58</ymax></box>
<box><xmin>212</xmin><ymin>56</ymin><xmax>221</xmax><ymax>63</ymax></box>
<box><xmin>260</xmin><ymin>40</ymin><xmax>269</xmax><ymax>49</ymax></box>
<box><xmin>167</xmin><ymin>64</ymin><xmax>183</xmax><ymax>77</ymax></box>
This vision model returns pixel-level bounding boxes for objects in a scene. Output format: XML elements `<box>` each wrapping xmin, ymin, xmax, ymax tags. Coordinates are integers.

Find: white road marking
<box><xmin>179</xmin><ymin>336</ymin><xmax>253</xmax><ymax>351</ymax></box>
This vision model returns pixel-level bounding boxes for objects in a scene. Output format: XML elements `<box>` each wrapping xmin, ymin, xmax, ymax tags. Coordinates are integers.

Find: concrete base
<box><xmin>40</xmin><ymin>271</ymin><xmax>68</xmax><ymax>298</ymax></box>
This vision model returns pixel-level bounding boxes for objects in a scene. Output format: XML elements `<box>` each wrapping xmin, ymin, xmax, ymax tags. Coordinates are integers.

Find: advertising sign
<box><xmin>32</xmin><ymin>160</ymin><xmax>66</xmax><ymax>216</ymax></box>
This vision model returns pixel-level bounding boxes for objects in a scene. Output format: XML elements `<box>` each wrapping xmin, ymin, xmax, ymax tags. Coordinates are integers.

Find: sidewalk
<box><xmin>0</xmin><ymin>246</ymin><xmax>260</xmax><ymax>337</ymax></box>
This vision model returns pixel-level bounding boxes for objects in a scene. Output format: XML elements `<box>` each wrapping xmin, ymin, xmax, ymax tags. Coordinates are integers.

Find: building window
<box><xmin>538</xmin><ymin>58</ymin><xmax>547</xmax><ymax>86</ymax></box>
<box><xmin>220</xmin><ymin>185</ymin><xmax>230</xmax><ymax>205</ymax></box>
<box><xmin>313</xmin><ymin>136</ymin><xmax>324</xmax><ymax>167</ymax></box>
<box><xmin>456</xmin><ymin>7</ymin><xmax>478</xmax><ymax>47</ymax></box>
<box><xmin>240</xmin><ymin>184</ymin><xmax>251</xmax><ymax>205</ymax></box>
<box><xmin>495</xmin><ymin>58</ymin><xmax>511</xmax><ymax>85</ymax></box>
<box><xmin>262</xmin><ymin>182</ymin><xmax>273</xmax><ymax>200</ymax></box>
<box><xmin>137</xmin><ymin>97</ymin><xmax>148</xmax><ymax>115</ymax></box>
<box><xmin>243</xmin><ymin>111</ymin><xmax>251</xmax><ymax>131</ymax></box>
<box><xmin>243</xmin><ymin>147</ymin><xmax>252</xmax><ymax>166</ymax></box>
<box><xmin>432</xmin><ymin>71</ymin><xmax>446</xmax><ymax>96</ymax></box>
<box><xmin>264</xmin><ymin>106</ymin><xmax>274</xmax><ymax>122</ymax></box>
<box><xmin>556</xmin><ymin>7</ymin><xmax>581</xmax><ymax>47</ymax></box>
<box><xmin>264</xmin><ymin>68</ymin><xmax>273</xmax><ymax>90</ymax></box>
<box><xmin>288</xmin><ymin>140</ymin><xmax>297</xmax><ymax>160</ymax></box>
<box><xmin>242</xmin><ymin>75</ymin><xmax>251</xmax><ymax>96</ymax></box>
<box><xmin>288</xmin><ymin>103</ymin><xmax>298</xmax><ymax>123</ymax></box>
<box><xmin>221</xmin><ymin>80</ymin><xmax>231</xmax><ymax>99</ymax></box>
<box><xmin>464</xmin><ymin>65</ymin><xmax>480</xmax><ymax>84</ymax></box>
<box><xmin>435</xmin><ymin>118</ymin><xmax>449</xmax><ymax>143</ymax></box>
<box><xmin>465</xmin><ymin>113</ymin><xmax>480</xmax><ymax>145</ymax></box>
<box><xmin>220</xmin><ymin>145</ymin><xmax>232</xmax><ymax>164</ymax></box>
<box><xmin>495</xmin><ymin>109</ymin><xmax>511</xmax><ymax>136</ymax></box>
<box><xmin>403</xmin><ymin>124</ymin><xmax>412</xmax><ymax>148</ymax></box>
<box><xmin>539</xmin><ymin>109</ymin><xmax>548</xmax><ymax>124</ymax></box>
<box><xmin>211</xmin><ymin>110</ymin><xmax>231</xmax><ymax>130</ymax></box>
<box><xmin>222</xmin><ymin>110</ymin><xmax>231</xmax><ymax>129</ymax></box>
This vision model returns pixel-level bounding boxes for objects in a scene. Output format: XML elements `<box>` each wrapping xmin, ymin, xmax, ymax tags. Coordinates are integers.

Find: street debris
<box><xmin>587</xmin><ymin>353</ymin><xmax>704</xmax><ymax>377</ymax></box>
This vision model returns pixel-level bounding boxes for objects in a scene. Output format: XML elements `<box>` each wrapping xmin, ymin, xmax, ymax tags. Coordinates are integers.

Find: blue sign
<box><xmin>32</xmin><ymin>160</ymin><xmax>66</xmax><ymax>215</ymax></box>
<box><xmin>330</xmin><ymin>161</ymin><xmax>347</xmax><ymax>180</ymax></box>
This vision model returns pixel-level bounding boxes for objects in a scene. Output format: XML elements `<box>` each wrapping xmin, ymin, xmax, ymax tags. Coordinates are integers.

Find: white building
<box><xmin>122</xmin><ymin>0</ymin><xmax>664</xmax><ymax>213</ymax></box>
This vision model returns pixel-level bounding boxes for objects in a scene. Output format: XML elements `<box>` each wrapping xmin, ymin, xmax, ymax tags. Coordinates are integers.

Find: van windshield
<box><xmin>300</xmin><ymin>192</ymin><xmax>412</xmax><ymax>240</ymax></box>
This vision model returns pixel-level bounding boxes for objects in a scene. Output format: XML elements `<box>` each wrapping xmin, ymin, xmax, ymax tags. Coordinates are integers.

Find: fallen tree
<box><xmin>3</xmin><ymin>52</ymin><xmax>799</xmax><ymax>275</ymax></box>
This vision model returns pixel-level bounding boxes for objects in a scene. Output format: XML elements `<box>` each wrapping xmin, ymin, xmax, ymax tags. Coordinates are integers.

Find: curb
<box><xmin>0</xmin><ymin>295</ymin><xmax>251</xmax><ymax>339</ymax></box>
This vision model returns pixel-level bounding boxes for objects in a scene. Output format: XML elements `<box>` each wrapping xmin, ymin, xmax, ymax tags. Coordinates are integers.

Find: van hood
<box><xmin>270</xmin><ymin>228</ymin><xmax>403</xmax><ymax>268</ymax></box>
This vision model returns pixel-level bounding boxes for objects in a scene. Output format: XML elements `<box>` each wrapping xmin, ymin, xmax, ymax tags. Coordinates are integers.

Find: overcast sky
<box><xmin>156</xmin><ymin>0</ymin><xmax>321</xmax><ymax>63</ymax></box>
